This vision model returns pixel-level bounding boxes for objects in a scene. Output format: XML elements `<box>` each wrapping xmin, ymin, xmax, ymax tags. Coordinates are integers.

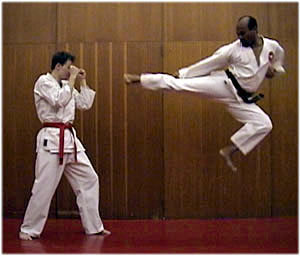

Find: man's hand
<box><xmin>70</xmin><ymin>65</ymin><xmax>80</xmax><ymax>77</ymax></box>
<box><xmin>78</xmin><ymin>69</ymin><xmax>87</xmax><ymax>86</ymax></box>
<box><xmin>69</xmin><ymin>65</ymin><xmax>80</xmax><ymax>88</ymax></box>
<box><xmin>77</xmin><ymin>69</ymin><xmax>86</xmax><ymax>80</ymax></box>
<box><xmin>265</xmin><ymin>66</ymin><xmax>275</xmax><ymax>79</ymax></box>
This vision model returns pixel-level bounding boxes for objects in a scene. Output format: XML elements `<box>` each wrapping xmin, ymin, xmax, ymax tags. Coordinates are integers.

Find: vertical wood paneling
<box><xmin>3</xmin><ymin>3</ymin><xmax>56</xmax><ymax>44</ymax></box>
<box><xmin>97</xmin><ymin>43</ymin><xmax>114</xmax><ymax>218</ymax></box>
<box><xmin>163</xmin><ymin>42</ymin><xmax>224</xmax><ymax>218</ymax></box>
<box><xmin>111</xmin><ymin>42</ymin><xmax>128</xmax><ymax>218</ymax></box>
<box><xmin>268</xmin><ymin>3</ymin><xmax>298</xmax><ymax>40</ymax></box>
<box><xmin>163</xmin><ymin>3</ymin><xmax>232</xmax><ymax>42</ymax></box>
<box><xmin>3</xmin><ymin>46</ymin><xmax>18</xmax><ymax>216</ymax></box>
<box><xmin>271</xmin><ymin>40</ymin><xmax>298</xmax><ymax>216</ymax></box>
<box><xmin>126</xmin><ymin>42</ymin><xmax>164</xmax><ymax>219</ymax></box>
<box><xmin>57</xmin><ymin>3</ymin><xmax>162</xmax><ymax>42</ymax></box>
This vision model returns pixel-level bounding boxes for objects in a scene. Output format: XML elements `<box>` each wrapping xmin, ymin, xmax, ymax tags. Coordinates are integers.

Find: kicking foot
<box><xmin>124</xmin><ymin>73</ymin><xmax>140</xmax><ymax>84</ymax></box>
<box><xmin>19</xmin><ymin>232</ymin><xmax>33</xmax><ymax>240</ymax></box>
<box><xmin>219</xmin><ymin>148</ymin><xmax>237</xmax><ymax>172</ymax></box>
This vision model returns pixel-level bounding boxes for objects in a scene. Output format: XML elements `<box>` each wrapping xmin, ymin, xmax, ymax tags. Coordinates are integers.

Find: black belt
<box><xmin>225</xmin><ymin>69</ymin><xmax>264</xmax><ymax>104</ymax></box>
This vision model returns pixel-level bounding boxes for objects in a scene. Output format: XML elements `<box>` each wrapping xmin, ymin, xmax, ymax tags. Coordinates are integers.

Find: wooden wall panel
<box><xmin>3</xmin><ymin>46</ymin><xmax>18</xmax><ymax>216</ymax></box>
<box><xmin>163</xmin><ymin>3</ymin><xmax>232</xmax><ymax>41</ymax></box>
<box><xmin>126</xmin><ymin>42</ymin><xmax>164</xmax><ymax>219</ymax></box>
<box><xmin>268</xmin><ymin>3</ymin><xmax>298</xmax><ymax>40</ymax></box>
<box><xmin>110</xmin><ymin>42</ymin><xmax>128</xmax><ymax>218</ymax></box>
<box><xmin>57</xmin><ymin>3</ymin><xmax>162</xmax><ymax>43</ymax></box>
<box><xmin>3</xmin><ymin>3</ymin><xmax>56</xmax><ymax>44</ymax></box>
<box><xmin>97</xmin><ymin>43</ymin><xmax>114</xmax><ymax>218</ymax></box>
<box><xmin>270</xmin><ymin>40</ymin><xmax>298</xmax><ymax>216</ymax></box>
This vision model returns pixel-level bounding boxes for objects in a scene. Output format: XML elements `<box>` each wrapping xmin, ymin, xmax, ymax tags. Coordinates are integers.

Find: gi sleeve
<box><xmin>273</xmin><ymin>43</ymin><xmax>286</xmax><ymax>74</ymax></box>
<box><xmin>74</xmin><ymin>85</ymin><xmax>96</xmax><ymax>110</ymax></box>
<box><xmin>34</xmin><ymin>79</ymin><xmax>73</xmax><ymax>107</ymax></box>
<box><xmin>179</xmin><ymin>44</ymin><xmax>233</xmax><ymax>78</ymax></box>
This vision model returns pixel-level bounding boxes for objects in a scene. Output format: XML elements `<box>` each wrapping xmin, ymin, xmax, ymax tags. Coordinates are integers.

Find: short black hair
<box><xmin>51</xmin><ymin>51</ymin><xmax>75</xmax><ymax>70</ymax></box>
<box><xmin>238</xmin><ymin>15</ymin><xmax>258</xmax><ymax>31</ymax></box>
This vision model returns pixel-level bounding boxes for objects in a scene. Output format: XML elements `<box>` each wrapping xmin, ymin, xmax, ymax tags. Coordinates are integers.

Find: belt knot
<box><xmin>43</xmin><ymin>122</ymin><xmax>77</xmax><ymax>164</ymax></box>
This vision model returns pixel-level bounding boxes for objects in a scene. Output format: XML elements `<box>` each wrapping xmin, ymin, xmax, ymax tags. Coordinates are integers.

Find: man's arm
<box><xmin>74</xmin><ymin>68</ymin><xmax>96</xmax><ymax>110</ymax></box>
<box><xmin>178</xmin><ymin>44</ymin><xmax>232</xmax><ymax>79</ymax></box>
<box><xmin>35</xmin><ymin>78</ymin><xmax>73</xmax><ymax>108</ymax></box>
<box><xmin>273</xmin><ymin>43</ymin><xmax>286</xmax><ymax>74</ymax></box>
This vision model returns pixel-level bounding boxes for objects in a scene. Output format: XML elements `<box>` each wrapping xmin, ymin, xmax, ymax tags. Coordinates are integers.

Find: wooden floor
<box><xmin>2</xmin><ymin>217</ymin><xmax>298</xmax><ymax>253</ymax></box>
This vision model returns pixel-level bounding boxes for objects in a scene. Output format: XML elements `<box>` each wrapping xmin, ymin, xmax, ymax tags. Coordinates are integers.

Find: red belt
<box><xmin>43</xmin><ymin>122</ymin><xmax>77</xmax><ymax>164</ymax></box>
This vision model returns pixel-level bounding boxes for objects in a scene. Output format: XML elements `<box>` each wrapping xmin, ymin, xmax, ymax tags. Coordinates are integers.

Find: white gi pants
<box><xmin>20</xmin><ymin>150</ymin><xmax>104</xmax><ymax>237</ymax></box>
<box><xmin>140</xmin><ymin>72</ymin><xmax>272</xmax><ymax>155</ymax></box>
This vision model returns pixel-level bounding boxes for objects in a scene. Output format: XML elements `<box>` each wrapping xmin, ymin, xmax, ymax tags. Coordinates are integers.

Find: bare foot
<box><xmin>19</xmin><ymin>232</ymin><xmax>33</xmax><ymax>240</ymax></box>
<box><xmin>124</xmin><ymin>73</ymin><xmax>140</xmax><ymax>84</ymax></box>
<box><xmin>90</xmin><ymin>229</ymin><xmax>111</xmax><ymax>236</ymax></box>
<box><xmin>219</xmin><ymin>146</ymin><xmax>238</xmax><ymax>172</ymax></box>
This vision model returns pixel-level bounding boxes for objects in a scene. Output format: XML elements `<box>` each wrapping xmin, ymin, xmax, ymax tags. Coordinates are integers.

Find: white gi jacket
<box><xmin>34</xmin><ymin>73</ymin><xmax>96</xmax><ymax>154</ymax></box>
<box><xmin>179</xmin><ymin>36</ymin><xmax>285</xmax><ymax>93</ymax></box>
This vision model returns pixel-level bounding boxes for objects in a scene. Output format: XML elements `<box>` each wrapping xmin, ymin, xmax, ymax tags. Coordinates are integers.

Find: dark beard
<box><xmin>240</xmin><ymin>39</ymin><xmax>251</xmax><ymax>47</ymax></box>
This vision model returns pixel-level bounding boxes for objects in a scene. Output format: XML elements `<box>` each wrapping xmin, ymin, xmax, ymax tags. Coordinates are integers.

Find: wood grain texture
<box><xmin>270</xmin><ymin>40</ymin><xmax>298</xmax><ymax>216</ymax></box>
<box><xmin>126</xmin><ymin>42</ymin><xmax>164</xmax><ymax>219</ymax></box>
<box><xmin>57</xmin><ymin>3</ymin><xmax>162</xmax><ymax>43</ymax></box>
<box><xmin>3</xmin><ymin>3</ymin><xmax>56</xmax><ymax>44</ymax></box>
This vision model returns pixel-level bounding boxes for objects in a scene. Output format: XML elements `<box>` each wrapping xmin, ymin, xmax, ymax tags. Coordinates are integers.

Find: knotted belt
<box><xmin>225</xmin><ymin>69</ymin><xmax>264</xmax><ymax>104</ymax></box>
<box><xmin>43</xmin><ymin>122</ymin><xmax>77</xmax><ymax>164</ymax></box>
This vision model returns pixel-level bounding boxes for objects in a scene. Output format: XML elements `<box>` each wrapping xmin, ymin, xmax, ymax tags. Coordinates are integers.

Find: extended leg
<box><xmin>64</xmin><ymin>152</ymin><xmax>110</xmax><ymax>236</ymax></box>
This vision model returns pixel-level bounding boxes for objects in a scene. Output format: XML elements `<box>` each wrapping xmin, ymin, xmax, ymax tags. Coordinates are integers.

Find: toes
<box><xmin>219</xmin><ymin>149</ymin><xmax>237</xmax><ymax>172</ymax></box>
<box><xmin>19</xmin><ymin>232</ymin><xmax>33</xmax><ymax>240</ymax></box>
<box><xmin>124</xmin><ymin>74</ymin><xmax>130</xmax><ymax>83</ymax></box>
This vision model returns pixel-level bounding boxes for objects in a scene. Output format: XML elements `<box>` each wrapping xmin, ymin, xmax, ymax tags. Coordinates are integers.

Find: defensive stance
<box><xmin>19</xmin><ymin>51</ymin><xmax>110</xmax><ymax>240</ymax></box>
<box><xmin>124</xmin><ymin>16</ymin><xmax>285</xmax><ymax>171</ymax></box>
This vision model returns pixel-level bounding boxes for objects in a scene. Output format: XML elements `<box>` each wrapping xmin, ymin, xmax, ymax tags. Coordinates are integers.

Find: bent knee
<box><xmin>260</xmin><ymin>116</ymin><xmax>273</xmax><ymax>133</ymax></box>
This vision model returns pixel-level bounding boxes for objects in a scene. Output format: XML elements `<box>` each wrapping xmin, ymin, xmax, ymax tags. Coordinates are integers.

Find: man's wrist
<box><xmin>69</xmin><ymin>75</ymin><xmax>77</xmax><ymax>88</ymax></box>
<box><xmin>80</xmin><ymin>79</ymin><xmax>87</xmax><ymax>87</ymax></box>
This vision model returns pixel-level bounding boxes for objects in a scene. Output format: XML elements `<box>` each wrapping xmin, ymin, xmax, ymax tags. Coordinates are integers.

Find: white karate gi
<box><xmin>20</xmin><ymin>73</ymin><xmax>104</xmax><ymax>237</ymax></box>
<box><xmin>140</xmin><ymin>36</ymin><xmax>285</xmax><ymax>155</ymax></box>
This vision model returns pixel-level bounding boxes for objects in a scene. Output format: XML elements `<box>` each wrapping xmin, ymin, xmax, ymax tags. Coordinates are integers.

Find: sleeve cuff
<box><xmin>178</xmin><ymin>68</ymin><xmax>188</xmax><ymax>79</ymax></box>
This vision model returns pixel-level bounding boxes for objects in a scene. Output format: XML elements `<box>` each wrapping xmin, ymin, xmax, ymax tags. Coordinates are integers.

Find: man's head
<box><xmin>51</xmin><ymin>51</ymin><xmax>75</xmax><ymax>80</ymax></box>
<box><xmin>236</xmin><ymin>16</ymin><xmax>258</xmax><ymax>47</ymax></box>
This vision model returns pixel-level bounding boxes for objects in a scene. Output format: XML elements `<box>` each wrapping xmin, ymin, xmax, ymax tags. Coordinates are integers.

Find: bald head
<box><xmin>236</xmin><ymin>16</ymin><xmax>258</xmax><ymax>47</ymax></box>
<box><xmin>238</xmin><ymin>16</ymin><xmax>258</xmax><ymax>31</ymax></box>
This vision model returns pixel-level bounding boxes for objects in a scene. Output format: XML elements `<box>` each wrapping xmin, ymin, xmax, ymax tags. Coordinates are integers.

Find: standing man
<box><xmin>19</xmin><ymin>51</ymin><xmax>110</xmax><ymax>240</ymax></box>
<box><xmin>124</xmin><ymin>16</ymin><xmax>285</xmax><ymax>171</ymax></box>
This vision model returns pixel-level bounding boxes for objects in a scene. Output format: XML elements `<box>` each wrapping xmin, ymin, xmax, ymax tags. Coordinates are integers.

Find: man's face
<box><xmin>236</xmin><ymin>18</ymin><xmax>257</xmax><ymax>47</ymax></box>
<box><xmin>57</xmin><ymin>60</ymin><xmax>72</xmax><ymax>80</ymax></box>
